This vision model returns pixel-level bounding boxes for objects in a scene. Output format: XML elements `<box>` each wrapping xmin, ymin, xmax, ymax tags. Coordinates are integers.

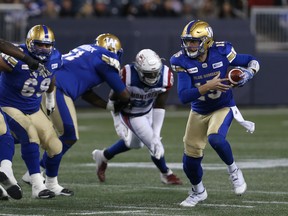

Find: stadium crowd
<box><xmin>0</xmin><ymin>0</ymin><xmax>286</xmax><ymax>20</ymax></box>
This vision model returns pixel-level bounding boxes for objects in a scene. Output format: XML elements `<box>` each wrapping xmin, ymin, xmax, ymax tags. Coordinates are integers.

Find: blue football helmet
<box><xmin>181</xmin><ymin>20</ymin><xmax>214</xmax><ymax>58</ymax></box>
<box><xmin>26</xmin><ymin>24</ymin><xmax>55</xmax><ymax>62</ymax></box>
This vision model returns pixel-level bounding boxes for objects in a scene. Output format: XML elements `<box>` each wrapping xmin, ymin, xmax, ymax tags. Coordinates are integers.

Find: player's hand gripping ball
<box><xmin>226</xmin><ymin>68</ymin><xmax>244</xmax><ymax>86</ymax></box>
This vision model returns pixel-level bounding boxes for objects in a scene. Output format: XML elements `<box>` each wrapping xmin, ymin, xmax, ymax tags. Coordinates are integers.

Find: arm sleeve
<box><xmin>230</xmin><ymin>54</ymin><xmax>257</xmax><ymax>67</ymax></box>
<box><xmin>152</xmin><ymin>108</ymin><xmax>165</xmax><ymax>137</ymax></box>
<box><xmin>177</xmin><ymin>72</ymin><xmax>201</xmax><ymax>104</ymax></box>
<box><xmin>98</xmin><ymin>63</ymin><xmax>126</xmax><ymax>94</ymax></box>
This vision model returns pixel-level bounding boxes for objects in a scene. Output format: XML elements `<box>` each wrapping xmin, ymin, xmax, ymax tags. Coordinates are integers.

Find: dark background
<box><xmin>28</xmin><ymin>18</ymin><xmax>287</xmax><ymax>107</ymax></box>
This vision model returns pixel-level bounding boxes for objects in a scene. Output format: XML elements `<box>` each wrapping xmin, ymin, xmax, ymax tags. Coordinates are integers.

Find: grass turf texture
<box><xmin>1</xmin><ymin>108</ymin><xmax>288</xmax><ymax>216</ymax></box>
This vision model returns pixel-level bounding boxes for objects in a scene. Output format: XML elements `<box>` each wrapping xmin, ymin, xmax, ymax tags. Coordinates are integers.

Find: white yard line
<box><xmin>81</xmin><ymin>158</ymin><xmax>288</xmax><ymax>170</ymax></box>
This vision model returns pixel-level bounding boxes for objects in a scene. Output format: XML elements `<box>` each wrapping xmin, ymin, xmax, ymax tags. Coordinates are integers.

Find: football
<box><xmin>226</xmin><ymin>68</ymin><xmax>244</xmax><ymax>85</ymax></box>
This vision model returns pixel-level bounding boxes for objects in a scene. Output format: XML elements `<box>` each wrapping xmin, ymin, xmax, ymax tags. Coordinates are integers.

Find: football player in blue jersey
<box><xmin>0</xmin><ymin>25</ymin><xmax>73</xmax><ymax>199</ymax></box>
<box><xmin>92</xmin><ymin>49</ymin><xmax>182</xmax><ymax>185</ymax></box>
<box><xmin>170</xmin><ymin>20</ymin><xmax>260</xmax><ymax>207</ymax></box>
<box><xmin>22</xmin><ymin>33</ymin><xmax>131</xmax><ymax>186</ymax></box>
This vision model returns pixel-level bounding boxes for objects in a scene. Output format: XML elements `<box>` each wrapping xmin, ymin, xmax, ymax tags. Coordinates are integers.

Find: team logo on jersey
<box><xmin>187</xmin><ymin>67</ymin><xmax>198</xmax><ymax>74</ymax></box>
<box><xmin>51</xmin><ymin>63</ymin><xmax>58</xmax><ymax>69</ymax></box>
<box><xmin>202</xmin><ymin>63</ymin><xmax>208</xmax><ymax>68</ymax></box>
<box><xmin>21</xmin><ymin>64</ymin><xmax>29</xmax><ymax>70</ymax></box>
<box><xmin>212</xmin><ymin>62</ymin><xmax>223</xmax><ymax>69</ymax></box>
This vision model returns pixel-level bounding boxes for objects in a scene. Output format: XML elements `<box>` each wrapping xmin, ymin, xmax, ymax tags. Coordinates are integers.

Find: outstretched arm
<box><xmin>0</xmin><ymin>38</ymin><xmax>39</xmax><ymax>70</ymax></box>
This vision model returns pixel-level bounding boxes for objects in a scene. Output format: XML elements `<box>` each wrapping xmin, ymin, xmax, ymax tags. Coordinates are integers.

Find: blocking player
<box><xmin>170</xmin><ymin>20</ymin><xmax>260</xmax><ymax>207</ymax></box>
<box><xmin>92</xmin><ymin>49</ymin><xmax>182</xmax><ymax>185</ymax></box>
<box><xmin>0</xmin><ymin>25</ymin><xmax>72</xmax><ymax>199</ymax></box>
<box><xmin>22</xmin><ymin>33</ymin><xmax>130</xmax><ymax>185</ymax></box>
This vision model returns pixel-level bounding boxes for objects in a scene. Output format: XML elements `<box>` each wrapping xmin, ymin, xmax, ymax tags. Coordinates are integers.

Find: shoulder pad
<box><xmin>214</xmin><ymin>41</ymin><xmax>237</xmax><ymax>63</ymax></box>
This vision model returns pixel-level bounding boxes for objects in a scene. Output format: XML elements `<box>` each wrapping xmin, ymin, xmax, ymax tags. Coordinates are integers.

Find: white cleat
<box><xmin>46</xmin><ymin>183</ymin><xmax>74</xmax><ymax>196</ymax></box>
<box><xmin>32</xmin><ymin>185</ymin><xmax>55</xmax><ymax>199</ymax></box>
<box><xmin>180</xmin><ymin>189</ymin><xmax>208</xmax><ymax>207</ymax></box>
<box><xmin>92</xmin><ymin>149</ymin><xmax>107</xmax><ymax>182</ymax></box>
<box><xmin>229</xmin><ymin>168</ymin><xmax>247</xmax><ymax>195</ymax></box>
<box><xmin>22</xmin><ymin>170</ymin><xmax>45</xmax><ymax>185</ymax></box>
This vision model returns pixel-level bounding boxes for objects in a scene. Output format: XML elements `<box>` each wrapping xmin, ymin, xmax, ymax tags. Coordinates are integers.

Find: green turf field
<box><xmin>1</xmin><ymin>108</ymin><xmax>288</xmax><ymax>216</ymax></box>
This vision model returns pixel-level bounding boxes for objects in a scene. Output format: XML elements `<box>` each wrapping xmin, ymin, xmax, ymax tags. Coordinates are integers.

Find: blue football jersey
<box><xmin>121</xmin><ymin>64</ymin><xmax>173</xmax><ymax>116</ymax></box>
<box><xmin>170</xmin><ymin>41</ymin><xmax>255</xmax><ymax>114</ymax></box>
<box><xmin>56</xmin><ymin>44</ymin><xmax>126</xmax><ymax>101</ymax></box>
<box><xmin>0</xmin><ymin>44</ymin><xmax>62</xmax><ymax>114</ymax></box>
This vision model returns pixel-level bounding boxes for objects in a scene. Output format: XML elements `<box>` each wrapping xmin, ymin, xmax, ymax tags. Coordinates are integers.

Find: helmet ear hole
<box><xmin>134</xmin><ymin>49</ymin><xmax>162</xmax><ymax>86</ymax></box>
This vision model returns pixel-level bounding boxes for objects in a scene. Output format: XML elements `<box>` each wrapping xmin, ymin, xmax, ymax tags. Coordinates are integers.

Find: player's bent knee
<box><xmin>45</xmin><ymin>137</ymin><xmax>62</xmax><ymax>157</ymax></box>
<box><xmin>208</xmin><ymin>134</ymin><xmax>225</xmax><ymax>149</ymax></box>
<box><xmin>184</xmin><ymin>144</ymin><xmax>203</xmax><ymax>158</ymax></box>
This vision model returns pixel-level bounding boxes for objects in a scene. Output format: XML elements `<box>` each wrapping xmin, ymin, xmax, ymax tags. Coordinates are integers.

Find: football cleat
<box><xmin>22</xmin><ymin>170</ymin><xmax>45</xmax><ymax>185</ymax></box>
<box><xmin>33</xmin><ymin>189</ymin><xmax>55</xmax><ymax>199</ymax></box>
<box><xmin>46</xmin><ymin>183</ymin><xmax>74</xmax><ymax>196</ymax></box>
<box><xmin>160</xmin><ymin>170</ymin><xmax>182</xmax><ymax>185</ymax></box>
<box><xmin>0</xmin><ymin>170</ymin><xmax>22</xmax><ymax>200</ymax></box>
<box><xmin>92</xmin><ymin>149</ymin><xmax>107</xmax><ymax>182</ymax></box>
<box><xmin>0</xmin><ymin>184</ymin><xmax>8</xmax><ymax>201</ymax></box>
<box><xmin>180</xmin><ymin>189</ymin><xmax>208</xmax><ymax>207</ymax></box>
<box><xmin>229</xmin><ymin>168</ymin><xmax>247</xmax><ymax>195</ymax></box>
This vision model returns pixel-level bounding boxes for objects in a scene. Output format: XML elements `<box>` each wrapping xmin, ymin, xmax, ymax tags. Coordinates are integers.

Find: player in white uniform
<box><xmin>92</xmin><ymin>49</ymin><xmax>182</xmax><ymax>185</ymax></box>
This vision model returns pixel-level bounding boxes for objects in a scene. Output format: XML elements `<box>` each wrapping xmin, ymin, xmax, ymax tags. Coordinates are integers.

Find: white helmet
<box><xmin>134</xmin><ymin>49</ymin><xmax>163</xmax><ymax>86</ymax></box>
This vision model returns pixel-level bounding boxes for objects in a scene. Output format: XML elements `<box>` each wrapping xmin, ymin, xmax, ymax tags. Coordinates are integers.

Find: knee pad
<box><xmin>208</xmin><ymin>134</ymin><xmax>226</xmax><ymax>150</ymax></box>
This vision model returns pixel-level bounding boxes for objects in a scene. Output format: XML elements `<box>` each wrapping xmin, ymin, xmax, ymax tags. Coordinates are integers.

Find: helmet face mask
<box><xmin>181</xmin><ymin>20</ymin><xmax>214</xmax><ymax>58</ymax></box>
<box><xmin>95</xmin><ymin>33</ymin><xmax>123</xmax><ymax>59</ymax></box>
<box><xmin>26</xmin><ymin>25</ymin><xmax>55</xmax><ymax>61</ymax></box>
<box><xmin>134</xmin><ymin>49</ymin><xmax>162</xmax><ymax>86</ymax></box>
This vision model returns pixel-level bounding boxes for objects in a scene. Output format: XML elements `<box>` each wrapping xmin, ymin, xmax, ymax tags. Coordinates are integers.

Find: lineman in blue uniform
<box><xmin>22</xmin><ymin>33</ymin><xmax>130</xmax><ymax>186</ymax></box>
<box><xmin>170</xmin><ymin>20</ymin><xmax>260</xmax><ymax>207</ymax></box>
<box><xmin>0</xmin><ymin>25</ymin><xmax>72</xmax><ymax>199</ymax></box>
<box><xmin>92</xmin><ymin>49</ymin><xmax>182</xmax><ymax>185</ymax></box>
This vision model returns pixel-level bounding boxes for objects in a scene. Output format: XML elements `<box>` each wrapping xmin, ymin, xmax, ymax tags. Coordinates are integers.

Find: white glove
<box><xmin>237</xmin><ymin>67</ymin><xmax>254</xmax><ymax>87</ymax></box>
<box><xmin>46</xmin><ymin>91</ymin><xmax>55</xmax><ymax>116</ymax></box>
<box><xmin>106</xmin><ymin>99</ymin><xmax>115</xmax><ymax>111</ymax></box>
<box><xmin>37</xmin><ymin>63</ymin><xmax>52</xmax><ymax>78</ymax></box>
<box><xmin>111</xmin><ymin>111</ymin><xmax>128</xmax><ymax>139</ymax></box>
<box><xmin>149</xmin><ymin>136</ymin><xmax>164</xmax><ymax>160</ymax></box>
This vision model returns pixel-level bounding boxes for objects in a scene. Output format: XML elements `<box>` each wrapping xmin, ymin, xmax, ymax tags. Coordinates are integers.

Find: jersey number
<box><xmin>22</xmin><ymin>78</ymin><xmax>51</xmax><ymax>97</ymax></box>
<box><xmin>195</xmin><ymin>82</ymin><xmax>221</xmax><ymax>101</ymax></box>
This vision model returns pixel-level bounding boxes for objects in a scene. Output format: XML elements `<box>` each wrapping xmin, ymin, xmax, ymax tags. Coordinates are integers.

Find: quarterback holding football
<box><xmin>170</xmin><ymin>20</ymin><xmax>260</xmax><ymax>207</ymax></box>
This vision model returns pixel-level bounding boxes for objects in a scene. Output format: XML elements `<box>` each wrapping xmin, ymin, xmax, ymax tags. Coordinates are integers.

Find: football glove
<box><xmin>23</xmin><ymin>55</ymin><xmax>52</xmax><ymax>78</ymax></box>
<box><xmin>37</xmin><ymin>63</ymin><xmax>52</xmax><ymax>78</ymax></box>
<box><xmin>237</xmin><ymin>67</ymin><xmax>254</xmax><ymax>87</ymax></box>
<box><xmin>46</xmin><ymin>92</ymin><xmax>55</xmax><ymax>116</ymax></box>
<box><xmin>111</xmin><ymin>111</ymin><xmax>128</xmax><ymax>139</ymax></box>
<box><xmin>150</xmin><ymin>136</ymin><xmax>164</xmax><ymax>160</ymax></box>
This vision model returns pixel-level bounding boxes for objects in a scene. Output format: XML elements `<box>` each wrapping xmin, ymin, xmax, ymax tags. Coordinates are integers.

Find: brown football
<box><xmin>227</xmin><ymin>68</ymin><xmax>244</xmax><ymax>85</ymax></box>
